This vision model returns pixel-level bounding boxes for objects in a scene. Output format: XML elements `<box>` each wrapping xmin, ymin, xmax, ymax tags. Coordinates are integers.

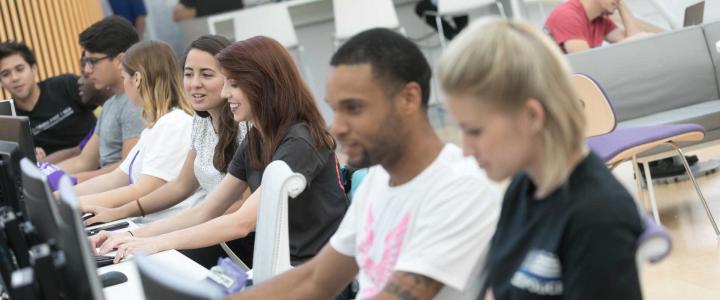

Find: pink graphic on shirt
<box><xmin>357</xmin><ymin>206</ymin><xmax>411</xmax><ymax>298</ymax></box>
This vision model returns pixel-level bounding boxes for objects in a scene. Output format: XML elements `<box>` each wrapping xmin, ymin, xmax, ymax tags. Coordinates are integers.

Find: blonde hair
<box><xmin>438</xmin><ymin>19</ymin><xmax>586</xmax><ymax>194</ymax></box>
<box><xmin>122</xmin><ymin>40</ymin><xmax>192</xmax><ymax>127</ymax></box>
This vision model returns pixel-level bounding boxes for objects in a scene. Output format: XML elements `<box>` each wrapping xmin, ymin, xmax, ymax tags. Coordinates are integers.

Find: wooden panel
<box><xmin>25</xmin><ymin>0</ymin><xmax>44</xmax><ymax>78</ymax></box>
<box><xmin>36</xmin><ymin>0</ymin><xmax>54</xmax><ymax>78</ymax></box>
<box><xmin>7</xmin><ymin>0</ymin><xmax>22</xmax><ymax>41</ymax></box>
<box><xmin>0</xmin><ymin>0</ymin><xmax>10</xmax><ymax>42</ymax></box>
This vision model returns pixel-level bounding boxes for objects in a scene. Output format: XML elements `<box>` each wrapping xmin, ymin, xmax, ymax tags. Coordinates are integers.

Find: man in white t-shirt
<box><xmin>230</xmin><ymin>28</ymin><xmax>501</xmax><ymax>300</ymax></box>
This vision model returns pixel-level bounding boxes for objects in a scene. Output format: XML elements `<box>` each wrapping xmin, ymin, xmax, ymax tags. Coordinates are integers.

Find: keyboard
<box><xmin>95</xmin><ymin>255</ymin><xmax>114</xmax><ymax>268</ymax></box>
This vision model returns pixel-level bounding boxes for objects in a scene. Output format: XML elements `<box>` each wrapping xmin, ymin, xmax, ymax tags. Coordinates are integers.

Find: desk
<box><xmin>88</xmin><ymin>219</ymin><xmax>210</xmax><ymax>300</ymax></box>
<box><xmin>100</xmin><ymin>250</ymin><xmax>210</xmax><ymax>300</ymax></box>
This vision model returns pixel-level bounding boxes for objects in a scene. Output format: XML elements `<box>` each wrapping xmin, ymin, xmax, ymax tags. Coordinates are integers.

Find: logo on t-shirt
<box><xmin>357</xmin><ymin>206</ymin><xmax>411</xmax><ymax>298</ymax></box>
<box><xmin>32</xmin><ymin>107</ymin><xmax>74</xmax><ymax>135</ymax></box>
<box><xmin>511</xmin><ymin>249</ymin><xmax>563</xmax><ymax>296</ymax></box>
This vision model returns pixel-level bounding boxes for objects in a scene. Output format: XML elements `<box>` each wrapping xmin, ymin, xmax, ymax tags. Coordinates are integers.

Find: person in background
<box><xmin>439</xmin><ymin>19</ymin><xmax>642</xmax><ymax>299</ymax></box>
<box><xmin>174</xmin><ymin>0</ymin><xmax>244</xmax><ymax>21</ymax></box>
<box><xmin>57</xmin><ymin>16</ymin><xmax>145</xmax><ymax>182</ymax></box>
<box><xmin>544</xmin><ymin>0</ymin><xmax>649</xmax><ymax>53</ymax></box>
<box><xmin>108</xmin><ymin>0</ymin><xmax>148</xmax><ymax>39</ymax></box>
<box><xmin>0</xmin><ymin>41</ymin><xmax>97</xmax><ymax>155</ymax></box>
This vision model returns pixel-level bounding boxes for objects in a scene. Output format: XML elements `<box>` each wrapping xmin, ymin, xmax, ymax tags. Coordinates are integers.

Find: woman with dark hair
<box><xmin>91</xmin><ymin>36</ymin><xmax>348</xmax><ymax>268</ymax></box>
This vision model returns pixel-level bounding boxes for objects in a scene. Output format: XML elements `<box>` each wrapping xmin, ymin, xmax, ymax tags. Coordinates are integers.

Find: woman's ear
<box><xmin>133</xmin><ymin>72</ymin><xmax>142</xmax><ymax>89</ymax></box>
<box><xmin>523</xmin><ymin>98</ymin><xmax>546</xmax><ymax>133</ymax></box>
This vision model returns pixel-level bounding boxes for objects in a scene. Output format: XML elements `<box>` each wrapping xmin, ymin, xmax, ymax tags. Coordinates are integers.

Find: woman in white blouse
<box><xmin>74</xmin><ymin>40</ymin><xmax>193</xmax><ymax>217</ymax></box>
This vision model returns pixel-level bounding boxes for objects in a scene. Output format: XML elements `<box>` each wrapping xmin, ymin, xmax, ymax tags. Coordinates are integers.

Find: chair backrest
<box><xmin>572</xmin><ymin>74</ymin><xmax>617</xmax><ymax>137</ymax></box>
<box><xmin>207</xmin><ymin>3</ymin><xmax>298</xmax><ymax>49</ymax></box>
<box><xmin>333</xmin><ymin>0</ymin><xmax>400</xmax><ymax>41</ymax></box>
<box><xmin>252</xmin><ymin>160</ymin><xmax>306</xmax><ymax>284</ymax></box>
<box><xmin>437</xmin><ymin>0</ymin><xmax>499</xmax><ymax>15</ymax></box>
<box><xmin>136</xmin><ymin>255</ymin><xmax>223</xmax><ymax>300</ymax></box>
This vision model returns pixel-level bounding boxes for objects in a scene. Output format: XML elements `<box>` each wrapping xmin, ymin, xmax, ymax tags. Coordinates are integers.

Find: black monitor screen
<box><xmin>56</xmin><ymin>176</ymin><xmax>104</xmax><ymax>300</ymax></box>
<box><xmin>0</xmin><ymin>141</ymin><xmax>25</xmax><ymax>215</ymax></box>
<box><xmin>0</xmin><ymin>116</ymin><xmax>36</xmax><ymax>163</ymax></box>
<box><xmin>19</xmin><ymin>159</ymin><xmax>59</xmax><ymax>245</ymax></box>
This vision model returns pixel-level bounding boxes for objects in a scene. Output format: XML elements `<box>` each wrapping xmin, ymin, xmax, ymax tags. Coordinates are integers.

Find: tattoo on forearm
<box><xmin>380</xmin><ymin>272</ymin><xmax>443</xmax><ymax>300</ymax></box>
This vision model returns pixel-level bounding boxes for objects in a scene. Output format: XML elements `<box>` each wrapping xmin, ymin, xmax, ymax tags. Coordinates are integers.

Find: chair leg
<box><xmin>632</xmin><ymin>155</ymin><xmax>647</xmax><ymax>211</ymax></box>
<box><xmin>435</xmin><ymin>15</ymin><xmax>446</xmax><ymax>48</ymax></box>
<box><xmin>668</xmin><ymin>142</ymin><xmax>720</xmax><ymax>236</ymax></box>
<box><xmin>496</xmin><ymin>2</ymin><xmax>507</xmax><ymax>19</ymax></box>
<box><xmin>642</xmin><ymin>161</ymin><xmax>662</xmax><ymax>225</ymax></box>
<box><xmin>294</xmin><ymin>46</ymin><xmax>314</xmax><ymax>94</ymax></box>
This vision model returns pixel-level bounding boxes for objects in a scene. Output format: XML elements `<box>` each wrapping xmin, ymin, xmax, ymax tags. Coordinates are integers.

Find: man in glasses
<box><xmin>56</xmin><ymin>16</ymin><xmax>144</xmax><ymax>182</ymax></box>
<box><xmin>0</xmin><ymin>41</ymin><xmax>97</xmax><ymax>155</ymax></box>
<box><xmin>39</xmin><ymin>54</ymin><xmax>116</xmax><ymax>164</ymax></box>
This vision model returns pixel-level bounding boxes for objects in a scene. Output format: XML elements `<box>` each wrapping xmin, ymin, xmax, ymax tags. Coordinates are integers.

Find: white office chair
<box><xmin>252</xmin><ymin>160</ymin><xmax>307</xmax><ymax>284</ymax></box>
<box><xmin>207</xmin><ymin>3</ymin><xmax>313</xmax><ymax>88</ymax></box>
<box><xmin>433</xmin><ymin>0</ymin><xmax>506</xmax><ymax>48</ymax></box>
<box><xmin>333</xmin><ymin>0</ymin><xmax>403</xmax><ymax>46</ymax></box>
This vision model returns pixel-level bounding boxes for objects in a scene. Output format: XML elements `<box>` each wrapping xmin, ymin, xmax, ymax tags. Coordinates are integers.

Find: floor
<box><xmin>428</xmin><ymin>105</ymin><xmax>720</xmax><ymax>300</ymax></box>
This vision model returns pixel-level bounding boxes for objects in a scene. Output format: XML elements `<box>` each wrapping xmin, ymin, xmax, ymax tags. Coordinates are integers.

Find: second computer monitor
<box><xmin>56</xmin><ymin>176</ymin><xmax>104</xmax><ymax>300</ymax></box>
<box><xmin>0</xmin><ymin>116</ymin><xmax>36</xmax><ymax>163</ymax></box>
<box><xmin>19</xmin><ymin>159</ymin><xmax>60</xmax><ymax>245</ymax></box>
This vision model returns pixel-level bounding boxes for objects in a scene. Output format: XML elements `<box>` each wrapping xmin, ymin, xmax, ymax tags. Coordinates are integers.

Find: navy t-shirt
<box><xmin>483</xmin><ymin>152</ymin><xmax>643</xmax><ymax>299</ymax></box>
<box><xmin>228</xmin><ymin>123</ymin><xmax>348</xmax><ymax>265</ymax></box>
<box><xmin>16</xmin><ymin>74</ymin><xmax>96</xmax><ymax>154</ymax></box>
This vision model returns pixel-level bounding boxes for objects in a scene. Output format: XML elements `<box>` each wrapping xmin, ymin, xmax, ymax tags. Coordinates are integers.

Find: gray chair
<box><xmin>136</xmin><ymin>255</ymin><xmax>223</xmax><ymax>300</ymax></box>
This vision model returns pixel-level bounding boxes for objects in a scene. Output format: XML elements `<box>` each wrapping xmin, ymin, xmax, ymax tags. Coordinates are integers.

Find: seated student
<box><xmin>74</xmin><ymin>40</ymin><xmax>194</xmax><ymax>221</ymax></box>
<box><xmin>438</xmin><ymin>20</ymin><xmax>643</xmax><ymax>299</ymax></box>
<box><xmin>90</xmin><ymin>36</ymin><xmax>348</xmax><ymax>269</ymax></box>
<box><xmin>545</xmin><ymin>0</ymin><xmax>649</xmax><ymax>53</ymax></box>
<box><xmin>173</xmin><ymin>0</ymin><xmax>244</xmax><ymax>21</ymax></box>
<box><xmin>225</xmin><ymin>29</ymin><xmax>501</xmax><ymax>300</ymax></box>
<box><xmin>82</xmin><ymin>35</ymin><xmax>246</xmax><ymax>228</ymax></box>
<box><xmin>57</xmin><ymin>16</ymin><xmax>146</xmax><ymax>182</ymax></box>
<box><xmin>0</xmin><ymin>41</ymin><xmax>97</xmax><ymax>155</ymax></box>
<box><xmin>40</xmin><ymin>55</ymin><xmax>117</xmax><ymax>164</ymax></box>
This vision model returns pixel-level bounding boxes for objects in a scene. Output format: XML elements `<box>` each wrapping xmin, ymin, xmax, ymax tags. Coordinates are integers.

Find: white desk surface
<box><xmin>88</xmin><ymin>219</ymin><xmax>210</xmax><ymax>300</ymax></box>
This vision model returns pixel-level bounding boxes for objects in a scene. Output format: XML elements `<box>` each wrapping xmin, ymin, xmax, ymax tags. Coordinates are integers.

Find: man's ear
<box><xmin>395</xmin><ymin>82</ymin><xmax>423</xmax><ymax>115</ymax></box>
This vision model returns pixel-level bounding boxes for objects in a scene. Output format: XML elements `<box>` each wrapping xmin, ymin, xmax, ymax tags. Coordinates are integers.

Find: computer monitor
<box><xmin>0</xmin><ymin>141</ymin><xmax>26</xmax><ymax>215</ymax></box>
<box><xmin>56</xmin><ymin>176</ymin><xmax>104</xmax><ymax>300</ymax></box>
<box><xmin>19</xmin><ymin>159</ymin><xmax>60</xmax><ymax>246</ymax></box>
<box><xmin>684</xmin><ymin>1</ymin><xmax>704</xmax><ymax>27</ymax></box>
<box><xmin>0</xmin><ymin>100</ymin><xmax>15</xmax><ymax>116</ymax></box>
<box><xmin>0</xmin><ymin>116</ymin><xmax>36</xmax><ymax>163</ymax></box>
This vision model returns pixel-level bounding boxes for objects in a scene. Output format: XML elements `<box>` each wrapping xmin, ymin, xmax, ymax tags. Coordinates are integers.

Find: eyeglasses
<box><xmin>80</xmin><ymin>55</ymin><xmax>113</xmax><ymax>69</ymax></box>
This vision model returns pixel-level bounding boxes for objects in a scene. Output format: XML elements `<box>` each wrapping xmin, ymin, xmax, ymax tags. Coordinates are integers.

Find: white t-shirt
<box><xmin>330</xmin><ymin>144</ymin><xmax>501</xmax><ymax>299</ymax></box>
<box><xmin>119</xmin><ymin>109</ymin><xmax>193</xmax><ymax>222</ymax></box>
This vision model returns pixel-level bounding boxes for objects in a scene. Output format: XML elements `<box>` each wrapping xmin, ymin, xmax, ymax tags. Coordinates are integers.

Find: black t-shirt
<box><xmin>483</xmin><ymin>152</ymin><xmax>643</xmax><ymax>300</ymax></box>
<box><xmin>228</xmin><ymin>123</ymin><xmax>348</xmax><ymax>265</ymax></box>
<box><xmin>180</xmin><ymin>0</ymin><xmax>244</xmax><ymax>17</ymax></box>
<box><xmin>16</xmin><ymin>74</ymin><xmax>96</xmax><ymax>154</ymax></box>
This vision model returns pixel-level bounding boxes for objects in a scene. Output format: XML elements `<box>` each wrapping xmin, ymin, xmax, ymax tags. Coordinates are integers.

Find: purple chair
<box><xmin>574</xmin><ymin>73</ymin><xmax>719</xmax><ymax>236</ymax></box>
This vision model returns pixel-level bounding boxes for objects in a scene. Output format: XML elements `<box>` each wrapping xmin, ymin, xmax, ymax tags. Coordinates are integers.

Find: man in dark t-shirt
<box><xmin>173</xmin><ymin>0</ymin><xmax>244</xmax><ymax>21</ymax></box>
<box><xmin>0</xmin><ymin>41</ymin><xmax>96</xmax><ymax>154</ymax></box>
